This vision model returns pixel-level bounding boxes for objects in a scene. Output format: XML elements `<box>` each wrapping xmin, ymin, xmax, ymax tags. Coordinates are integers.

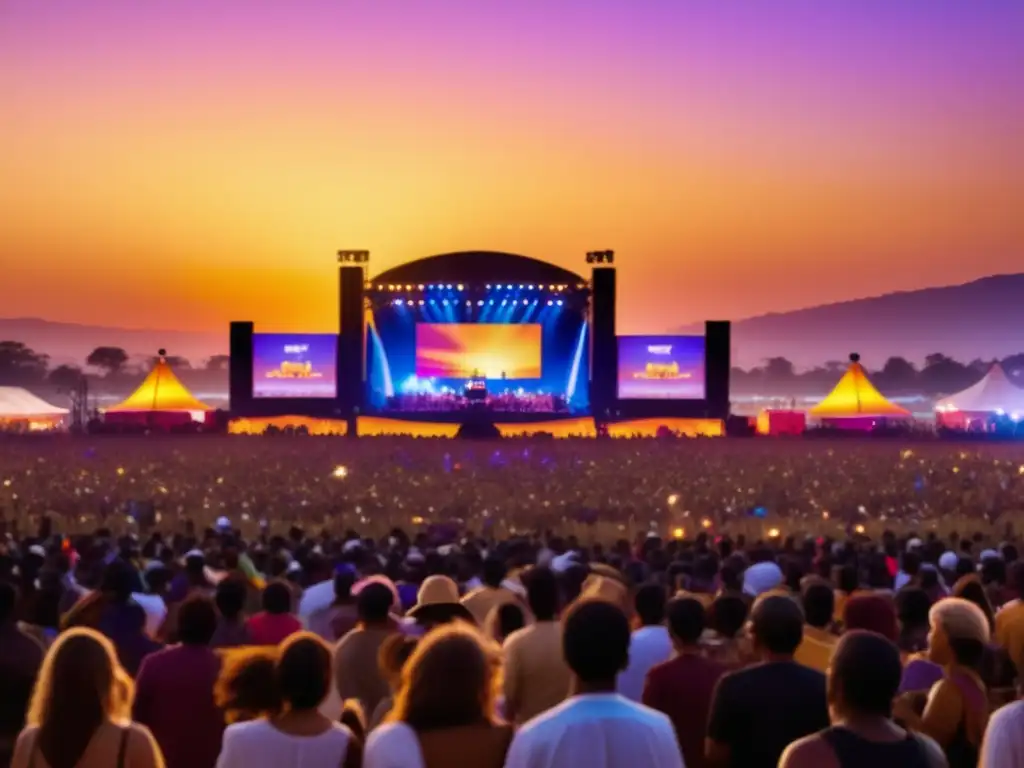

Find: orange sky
<box><xmin>1</xmin><ymin>2</ymin><xmax>1022</xmax><ymax>336</ymax></box>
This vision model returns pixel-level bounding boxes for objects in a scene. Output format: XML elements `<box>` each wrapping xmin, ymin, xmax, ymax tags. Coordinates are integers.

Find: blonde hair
<box><xmin>27</xmin><ymin>628</ymin><xmax>133</xmax><ymax>768</ymax></box>
<box><xmin>388</xmin><ymin>623</ymin><xmax>501</xmax><ymax>731</ymax></box>
<box><xmin>929</xmin><ymin>597</ymin><xmax>991</xmax><ymax>644</ymax></box>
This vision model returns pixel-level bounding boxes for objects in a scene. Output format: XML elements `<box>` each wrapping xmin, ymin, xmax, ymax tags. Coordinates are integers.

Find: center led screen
<box><xmin>415</xmin><ymin>324</ymin><xmax>542</xmax><ymax>379</ymax></box>
<box><xmin>617</xmin><ymin>335</ymin><xmax>706</xmax><ymax>399</ymax></box>
<box><xmin>252</xmin><ymin>333</ymin><xmax>337</xmax><ymax>398</ymax></box>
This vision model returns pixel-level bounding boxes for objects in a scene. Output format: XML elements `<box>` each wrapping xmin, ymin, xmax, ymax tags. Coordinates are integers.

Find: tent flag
<box><xmin>935</xmin><ymin>363</ymin><xmax>1024</xmax><ymax>415</ymax></box>
<box><xmin>809</xmin><ymin>354</ymin><xmax>911</xmax><ymax>419</ymax></box>
<box><xmin>105</xmin><ymin>350</ymin><xmax>211</xmax><ymax>413</ymax></box>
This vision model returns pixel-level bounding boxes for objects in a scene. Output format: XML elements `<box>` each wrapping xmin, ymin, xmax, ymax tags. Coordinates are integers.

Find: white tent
<box><xmin>0</xmin><ymin>387</ymin><xmax>69</xmax><ymax>419</ymax></box>
<box><xmin>935</xmin><ymin>363</ymin><xmax>1024</xmax><ymax>416</ymax></box>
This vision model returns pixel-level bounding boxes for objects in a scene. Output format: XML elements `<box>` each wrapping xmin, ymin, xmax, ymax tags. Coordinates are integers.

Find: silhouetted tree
<box><xmin>879</xmin><ymin>356</ymin><xmax>918</xmax><ymax>391</ymax></box>
<box><xmin>86</xmin><ymin>346</ymin><xmax>129</xmax><ymax>376</ymax></box>
<box><xmin>920</xmin><ymin>352</ymin><xmax>979</xmax><ymax>395</ymax></box>
<box><xmin>47</xmin><ymin>364</ymin><xmax>85</xmax><ymax>391</ymax></box>
<box><xmin>763</xmin><ymin>357</ymin><xmax>796</xmax><ymax>381</ymax></box>
<box><xmin>0</xmin><ymin>341</ymin><xmax>49</xmax><ymax>386</ymax></box>
<box><xmin>205</xmin><ymin>354</ymin><xmax>230</xmax><ymax>371</ymax></box>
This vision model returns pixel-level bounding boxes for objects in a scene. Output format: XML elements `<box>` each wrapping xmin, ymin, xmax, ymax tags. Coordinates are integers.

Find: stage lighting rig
<box><xmin>337</xmin><ymin>250</ymin><xmax>370</xmax><ymax>264</ymax></box>
<box><xmin>585</xmin><ymin>250</ymin><xmax>615</xmax><ymax>265</ymax></box>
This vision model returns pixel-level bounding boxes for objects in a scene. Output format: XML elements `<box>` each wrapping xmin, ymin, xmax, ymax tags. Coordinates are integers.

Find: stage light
<box><xmin>477</xmin><ymin>300</ymin><xmax>484</xmax><ymax>306</ymax></box>
<box><xmin>854</xmin><ymin>524</ymin><xmax>866</xmax><ymax>535</ymax></box>
<box><xmin>522</xmin><ymin>299</ymin><xmax>529</xmax><ymax>305</ymax></box>
<box><xmin>672</xmin><ymin>527</ymin><xmax>685</xmax><ymax>540</ymax></box>
<box><xmin>547</xmin><ymin>300</ymin><xmax>553</xmax><ymax>306</ymax></box>
<box><xmin>488</xmin><ymin>300</ymin><xmax>494</xmax><ymax>305</ymax></box>
<box><xmin>442</xmin><ymin>299</ymin><xmax>449</xmax><ymax>305</ymax></box>
<box><xmin>429</xmin><ymin>299</ymin><xmax>436</xmax><ymax>305</ymax></box>
<box><xmin>417</xmin><ymin>284</ymin><xmax>424</xmax><ymax>290</ymax></box>
<box><xmin>392</xmin><ymin>299</ymin><xmax>401</xmax><ymax>305</ymax></box>
<box><xmin>768</xmin><ymin>527</ymin><xmax>781</xmax><ymax>538</ymax></box>
<box><xmin>332</xmin><ymin>465</ymin><xmax>348</xmax><ymax>479</ymax></box>
<box><xmin>501</xmin><ymin>300</ymin><xmax>507</xmax><ymax>306</ymax></box>
<box><xmin>418</xmin><ymin>300</ymin><xmax>424</xmax><ymax>306</ymax></box>
<box><xmin>486</xmin><ymin>284</ymin><xmax>491</xmax><ymax>289</ymax></box>
<box><xmin>405</xmin><ymin>284</ymin><xmax>412</xmax><ymax>290</ymax></box>
<box><xmin>457</xmin><ymin>284</ymin><xmax>464</xmax><ymax>290</ymax></box>
<box><xmin>528</xmin><ymin>284</ymin><xmax>534</xmax><ymax>290</ymax></box>
<box><xmin>465</xmin><ymin>300</ymin><xmax>471</xmax><ymax>305</ymax></box>
<box><xmin>557</xmin><ymin>300</ymin><xmax>564</xmax><ymax>306</ymax></box>
<box><xmin>446</xmin><ymin>283</ymin><xmax>453</xmax><ymax>289</ymax></box>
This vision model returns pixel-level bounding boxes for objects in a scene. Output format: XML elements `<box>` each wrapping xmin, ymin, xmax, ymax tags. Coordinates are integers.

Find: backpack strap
<box><xmin>116</xmin><ymin>728</ymin><xmax>130</xmax><ymax>768</ymax></box>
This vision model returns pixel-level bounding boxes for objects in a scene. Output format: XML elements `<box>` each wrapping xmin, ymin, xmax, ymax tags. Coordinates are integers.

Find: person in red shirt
<box><xmin>643</xmin><ymin>596</ymin><xmax>727</xmax><ymax>768</ymax></box>
<box><xmin>246</xmin><ymin>581</ymin><xmax>302</xmax><ymax>647</ymax></box>
<box><xmin>133</xmin><ymin>594</ymin><xmax>225</xmax><ymax>768</ymax></box>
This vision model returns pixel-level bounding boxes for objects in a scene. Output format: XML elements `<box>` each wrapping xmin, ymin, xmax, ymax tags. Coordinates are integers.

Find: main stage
<box><xmin>227</xmin><ymin>250</ymin><xmax>731</xmax><ymax>437</ymax></box>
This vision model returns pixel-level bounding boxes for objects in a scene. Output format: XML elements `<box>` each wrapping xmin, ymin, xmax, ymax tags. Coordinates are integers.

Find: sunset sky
<box><xmin>2</xmin><ymin>1</ymin><xmax>1022</xmax><ymax>337</ymax></box>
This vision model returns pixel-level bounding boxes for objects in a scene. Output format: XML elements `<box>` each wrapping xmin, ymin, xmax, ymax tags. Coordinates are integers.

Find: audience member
<box><xmin>643</xmin><ymin>596</ymin><xmax>727</xmax><ymax>768</ymax></box>
<box><xmin>0</xmin><ymin>583</ymin><xmax>45</xmax><ymax>768</ymax></box>
<box><xmin>780</xmin><ymin>631</ymin><xmax>946</xmax><ymax>768</ymax></box>
<box><xmin>133</xmin><ymin>595</ymin><xmax>224</xmax><ymax>768</ymax></box>
<box><xmin>794</xmin><ymin>582</ymin><xmax>837</xmax><ymax>672</ymax></box>
<box><xmin>894</xmin><ymin>598</ymin><xmax>991</xmax><ymax>768</ymax></box>
<box><xmin>503</xmin><ymin>568</ymin><xmax>571</xmax><ymax>725</ymax></box>
<box><xmin>210</xmin><ymin>577</ymin><xmax>252</xmax><ymax>649</ymax></box>
<box><xmin>10</xmin><ymin>628</ymin><xmax>164</xmax><ymax>768</ymax></box>
<box><xmin>504</xmin><ymin>599</ymin><xmax>682</xmax><ymax>768</ymax></box>
<box><xmin>367</xmin><ymin>635</ymin><xmax>418</xmax><ymax>731</ymax></box>
<box><xmin>216</xmin><ymin>633</ymin><xmax>361</xmax><ymax>768</ymax></box>
<box><xmin>365</xmin><ymin>624</ymin><xmax>511</xmax><ymax>767</ymax></box>
<box><xmin>617</xmin><ymin>584</ymin><xmax>672</xmax><ymax>702</ymax></box>
<box><xmin>245</xmin><ymin>581</ymin><xmax>301</xmax><ymax>646</ymax></box>
<box><xmin>335</xmin><ymin>582</ymin><xmax>398</xmax><ymax>718</ymax></box>
<box><xmin>461</xmin><ymin>557</ymin><xmax>517</xmax><ymax>627</ymax></box>
<box><xmin>484</xmin><ymin>602</ymin><xmax>526</xmax><ymax>646</ymax></box>
<box><xmin>706</xmin><ymin>594</ymin><xmax>829</xmax><ymax>768</ymax></box>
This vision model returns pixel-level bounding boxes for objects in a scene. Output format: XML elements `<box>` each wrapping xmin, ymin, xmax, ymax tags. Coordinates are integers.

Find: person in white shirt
<box><xmin>617</xmin><ymin>584</ymin><xmax>672</xmax><ymax>702</ymax></box>
<box><xmin>980</xmin><ymin>697</ymin><xmax>1024</xmax><ymax>768</ymax></box>
<box><xmin>216</xmin><ymin>632</ymin><xmax>360</xmax><ymax>768</ymax></box>
<box><xmin>504</xmin><ymin>598</ymin><xmax>684</xmax><ymax>768</ymax></box>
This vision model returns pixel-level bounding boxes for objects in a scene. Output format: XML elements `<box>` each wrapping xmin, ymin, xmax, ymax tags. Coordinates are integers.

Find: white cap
<box><xmin>405</xmin><ymin>547</ymin><xmax>425</xmax><ymax>565</ymax></box>
<box><xmin>342</xmin><ymin>539</ymin><xmax>363</xmax><ymax>554</ymax></box>
<box><xmin>938</xmin><ymin>551</ymin><xmax>959</xmax><ymax>570</ymax></box>
<box><xmin>286</xmin><ymin>561</ymin><xmax>302</xmax><ymax>575</ymax></box>
<box><xmin>215</xmin><ymin>516</ymin><xmax>231</xmax><ymax>531</ymax></box>
<box><xmin>980</xmin><ymin>549</ymin><xmax>1000</xmax><ymax>562</ymax></box>
<box><xmin>184</xmin><ymin>548</ymin><xmax>204</xmax><ymax>561</ymax></box>
<box><xmin>906</xmin><ymin>538</ymin><xmax>923</xmax><ymax>551</ymax></box>
<box><xmin>551</xmin><ymin>551</ymin><xmax>580</xmax><ymax>573</ymax></box>
<box><xmin>28</xmin><ymin>544</ymin><xmax>46</xmax><ymax>557</ymax></box>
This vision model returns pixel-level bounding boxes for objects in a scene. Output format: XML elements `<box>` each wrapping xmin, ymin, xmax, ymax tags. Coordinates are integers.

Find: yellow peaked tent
<box><xmin>809</xmin><ymin>354</ymin><xmax>910</xmax><ymax>419</ymax></box>
<box><xmin>106</xmin><ymin>352</ymin><xmax>211</xmax><ymax>417</ymax></box>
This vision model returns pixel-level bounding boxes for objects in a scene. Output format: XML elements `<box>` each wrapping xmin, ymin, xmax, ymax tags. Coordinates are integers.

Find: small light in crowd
<box><xmin>701</xmin><ymin>518</ymin><xmax>712</xmax><ymax>529</ymax></box>
<box><xmin>952</xmin><ymin>466</ymin><xmax>960</xmax><ymax>474</ymax></box>
<box><xmin>855</xmin><ymin>524</ymin><xmax>866</xmax><ymax>534</ymax></box>
<box><xmin>667</xmin><ymin>493</ymin><xmax>679</xmax><ymax>506</ymax></box>
<box><xmin>116</xmin><ymin>467</ymin><xmax>125</xmax><ymax>476</ymax></box>
<box><xmin>2</xmin><ymin>479</ymin><xmax>10</xmax><ymax>487</ymax></box>
<box><xmin>672</xmin><ymin>527</ymin><xmax>685</xmax><ymax>539</ymax></box>
<box><xmin>768</xmin><ymin>527</ymin><xmax>781</xmax><ymax>538</ymax></box>
<box><xmin>332</xmin><ymin>465</ymin><xmax>348</xmax><ymax>479</ymax></box>
<box><xmin>412</xmin><ymin>515</ymin><xmax>425</xmax><ymax>525</ymax></box>
<box><xmin>822</xmin><ymin>511</ymin><xmax>830</xmax><ymax>520</ymax></box>
<box><xmin>901</xmin><ymin>449</ymin><xmax>914</xmax><ymax>459</ymax></box>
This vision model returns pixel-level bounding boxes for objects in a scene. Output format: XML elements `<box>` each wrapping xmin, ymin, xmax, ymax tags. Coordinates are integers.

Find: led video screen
<box><xmin>617</xmin><ymin>335</ymin><xmax>706</xmax><ymax>399</ymax></box>
<box><xmin>252</xmin><ymin>333</ymin><xmax>337</xmax><ymax>398</ymax></box>
<box><xmin>415</xmin><ymin>324</ymin><xmax>542</xmax><ymax>379</ymax></box>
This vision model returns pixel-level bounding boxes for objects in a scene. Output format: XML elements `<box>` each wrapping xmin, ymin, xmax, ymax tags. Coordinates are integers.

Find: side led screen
<box><xmin>252</xmin><ymin>333</ymin><xmax>337</xmax><ymax>398</ymax></box>
<box><xmin>617</xmin><ymin>335</ymin><xmax>706</xmax><ymax>399</ymax></box>
<box><xmin>415</xmin><ymin>324</ymin><xmax>542</xmax><ymax>379</ymax></box>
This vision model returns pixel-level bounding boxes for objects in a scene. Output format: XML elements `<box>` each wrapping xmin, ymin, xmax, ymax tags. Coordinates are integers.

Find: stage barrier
<box><xmin>605</xmin><ymin>418</ymin><xmax>723</xmax><ymax>438</ymax></box>
<box><xmin>228</xmin><ymin>416</ymin><xmax>348</xmax><ymax>436</ymax></box>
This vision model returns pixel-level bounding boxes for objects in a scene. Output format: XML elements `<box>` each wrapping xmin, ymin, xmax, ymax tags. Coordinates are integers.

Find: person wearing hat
<box><xmin>407</xmin><ymin>575</ymin><xmax>475</xmax><ymax>630</ymax></box>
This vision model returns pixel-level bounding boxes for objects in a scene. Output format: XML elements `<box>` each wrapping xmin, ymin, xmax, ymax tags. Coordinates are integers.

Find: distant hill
<box><xmin>680</xmin><ymin>274</ymin><xmax>1024</xmax><ymax>370</ymax></box>
<box><xmin>0</xmin><ymin>318</ymin><xmax>224</xmax><ymax>368</ymax></box>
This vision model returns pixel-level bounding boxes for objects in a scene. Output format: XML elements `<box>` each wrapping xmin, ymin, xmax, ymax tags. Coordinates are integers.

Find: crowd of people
<box><xmin>3</xmin><ymin>435</ymin><xmax>1024</xmax><ymax>767</ymax></box>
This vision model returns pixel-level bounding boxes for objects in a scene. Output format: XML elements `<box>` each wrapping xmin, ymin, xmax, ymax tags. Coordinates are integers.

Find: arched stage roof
<box><xmin>371</xmin><ymin>251</ymin><xmax>585</xmax><ymax>286</ymax></box>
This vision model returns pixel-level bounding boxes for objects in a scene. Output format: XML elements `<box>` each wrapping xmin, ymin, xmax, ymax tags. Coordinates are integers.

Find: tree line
<box><xmin>2</xmin><ymin>340</ymin><xmax>1024</xmax><ymax>396</ymax></box>
<box><xmin>0</xmin><ymin>341</ymin><xmax>229</xmax><ymax>392</ymax></box>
